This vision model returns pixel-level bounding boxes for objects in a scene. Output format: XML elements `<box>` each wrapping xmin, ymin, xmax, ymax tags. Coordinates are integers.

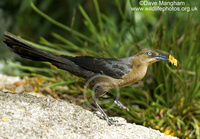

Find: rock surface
<box><xmin>0</xmin><ymin>74</ymin><xmax>178</xmax><ymax>139</ymax></box>
<box><xmin>0</xmin><ymin>91</ymin><xmax>178</xmax><ymax>139</ymax></box>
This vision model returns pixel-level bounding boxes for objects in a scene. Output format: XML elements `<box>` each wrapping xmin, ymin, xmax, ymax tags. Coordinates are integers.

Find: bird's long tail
<box><xmin>3</xmin><ymin>32</ymin><xmax>93</xmax><ymax>78</ymax></box>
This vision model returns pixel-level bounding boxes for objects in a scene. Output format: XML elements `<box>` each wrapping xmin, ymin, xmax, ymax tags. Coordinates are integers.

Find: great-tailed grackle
<box><xmin>3</xmin><ymin>32</ymin><xmax>171</xmax><ymax>125</ymax></box>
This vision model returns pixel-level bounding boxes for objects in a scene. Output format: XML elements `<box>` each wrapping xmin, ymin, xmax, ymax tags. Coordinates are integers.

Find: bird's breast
<box><xmin>117</xmin><ymin>65</ymin><xmax>148</xmax><ymax>88</ymax></box>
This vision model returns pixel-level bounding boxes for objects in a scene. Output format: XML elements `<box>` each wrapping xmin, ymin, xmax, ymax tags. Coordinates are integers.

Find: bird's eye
<box><xmin>147</xmin><ymin>52</ymin><xmax>152</xmax><ymax>55</ymax></box>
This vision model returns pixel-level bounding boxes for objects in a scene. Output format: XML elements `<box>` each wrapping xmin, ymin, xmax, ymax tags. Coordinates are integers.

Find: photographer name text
<box><xmin>139</xmin><ymin>1</ymin><xmax>185</xmax><ymax>7</ymax></box>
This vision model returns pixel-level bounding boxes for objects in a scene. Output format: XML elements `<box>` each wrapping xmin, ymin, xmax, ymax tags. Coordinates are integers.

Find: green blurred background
<box><xmin>0</xmin><ymin>0</ymin><xmax>200</xmax><ymax>138</ymax></box>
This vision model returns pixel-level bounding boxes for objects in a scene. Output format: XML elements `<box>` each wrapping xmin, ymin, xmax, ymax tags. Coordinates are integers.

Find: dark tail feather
<box><xmin>3</xmin><ymin>32</ymin><xmax>94</xmax><ymax>78</ymax></box>
<box><xmin>3</xmin><ymin>32</ymin><xmax>66</xmax><ymax>63</ymax></box>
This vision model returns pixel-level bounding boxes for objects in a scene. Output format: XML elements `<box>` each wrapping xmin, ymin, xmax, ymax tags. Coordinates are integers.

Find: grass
<box><xmin>6</xmin><ymin>0</ymin><xmax>200</xmax><ymax>138</ymax></box>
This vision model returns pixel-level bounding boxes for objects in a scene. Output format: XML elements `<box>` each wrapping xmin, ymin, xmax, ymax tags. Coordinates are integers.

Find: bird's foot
<box><xmin>114</xmin><ymin>100</ymin><xmax>129</xmax><ymax>111</ymax></box>
<box><xmin>93</xmin><ymin>111</ymin><xmax>123</xmax><ymax>126</ymax></box>
<box><xmin>93</xmin><ymin>111</ymin><xmax>116</xmax><ymax>122</ymax></box>
<box><xmin>105</xmin><ymin>117</ymin><xmax>124</xmax><ymax>126</ymax></box>
<box><xmin>101</xmin><ymin>92</ymin><xmax>129</xmax><ymax>111</ymax></box>
<box><xmin>93</xmin><ymin>111</ymin><xmax>106</xmax><ymax>120</ymax></box>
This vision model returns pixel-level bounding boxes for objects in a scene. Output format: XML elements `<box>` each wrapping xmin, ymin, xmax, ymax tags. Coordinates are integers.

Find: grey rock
<box><xmin>0</xmin><ymin>90</ymin><xmax>178</xmax><ymax>139</ymax></box>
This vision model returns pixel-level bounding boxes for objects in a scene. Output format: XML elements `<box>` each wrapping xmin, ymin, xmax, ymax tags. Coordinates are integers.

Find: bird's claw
<box><xmin>93</xmin><ymin>111</ymin><xmax>123</xmax><ymax>126</ymax></box>
<box><xmin>114</xmin><ymin>100</ymin><xmax>129</xmax><ymax>111</ymax></box>
<box><xmin>106</xmin><ymin>118</ymin><xmax>124</xmax><ymax>126</ymax></box>
<box><xmin>93</xmin><ymin>111</ymin><xmax>116</xmax><ymax>122</ymax></box>
<box><xmin>93</xmin><ymin>111</ymin><xmax>105</xmax><ymax>119</ymax></box>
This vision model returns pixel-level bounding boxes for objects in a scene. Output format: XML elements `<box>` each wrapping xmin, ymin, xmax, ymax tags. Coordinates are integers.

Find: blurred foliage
<box><xmin>1</xmin><ymin>0</ymin><xmax>200</xmax><ymax>138</ymax></box>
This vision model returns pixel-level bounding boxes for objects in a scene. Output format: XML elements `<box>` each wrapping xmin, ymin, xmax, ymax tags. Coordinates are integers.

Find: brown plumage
<box><xmin>3</xmin><ymin>32</ymin><xmax>169</xmax><ymax>125</ymax></box>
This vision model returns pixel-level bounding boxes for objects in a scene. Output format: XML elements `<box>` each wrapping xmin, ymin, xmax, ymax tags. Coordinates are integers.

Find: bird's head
<box><xmin>133</xmin><ymin>48</ymin><xmax>168</xmax><ymax>66</ymax></box>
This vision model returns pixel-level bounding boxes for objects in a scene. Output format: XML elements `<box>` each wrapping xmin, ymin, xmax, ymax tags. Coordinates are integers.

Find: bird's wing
<box><xmin>63</xmin><ymin>56</ymin><xmax>133</xmax><ymax>79</ymax></box>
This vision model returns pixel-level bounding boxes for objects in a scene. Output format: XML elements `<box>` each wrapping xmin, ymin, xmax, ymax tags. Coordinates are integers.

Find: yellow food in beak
<box><xmin>168</xmin><ymin>55</ymin><xmax>177</xmax><ymax>66</ymax></box>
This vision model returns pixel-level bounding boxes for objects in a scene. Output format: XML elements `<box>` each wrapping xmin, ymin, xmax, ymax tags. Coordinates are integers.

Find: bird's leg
<box><xmin>100</xmin><ymin>92</ymin><xmax>129</xmax><ymax>111</ymax></box>
<box><xmin>93</xmin><ymin>89</ymin><xmax>123</xmax><ymax>126</ymax></box>
<box><xmin>93</xmin><ymin>99</ymin><xmax>123</xmax><ymax>126</ymax></box>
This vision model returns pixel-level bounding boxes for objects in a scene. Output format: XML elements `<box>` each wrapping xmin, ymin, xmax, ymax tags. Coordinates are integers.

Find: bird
<box><xmin>3</xmin><ymin>32</ymin><xmax>169</xmax><ymax>125</ymax></box>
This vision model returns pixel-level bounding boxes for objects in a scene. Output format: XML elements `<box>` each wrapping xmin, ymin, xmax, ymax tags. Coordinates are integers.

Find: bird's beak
<box><xmin>155</xmin><ymin>54</ymin><xmax>168</xmax><ymax>61</ymax></box>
